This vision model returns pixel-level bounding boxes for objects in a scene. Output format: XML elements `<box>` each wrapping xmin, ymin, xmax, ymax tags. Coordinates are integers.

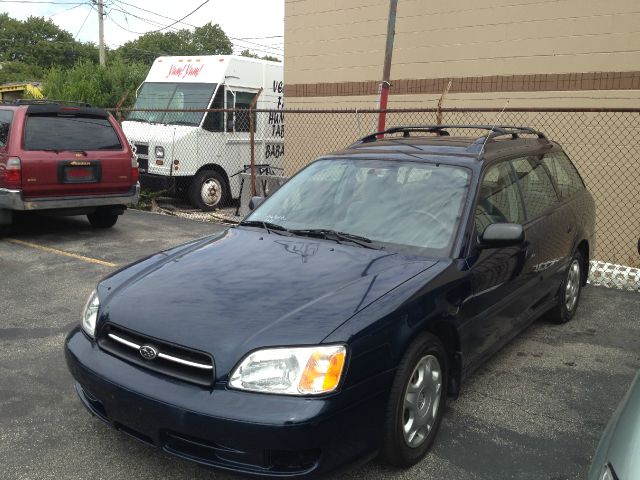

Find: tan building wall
<box><xmin>284</xmin><ymin>0</ymin><xmax>640</xmax><ymax>108</ymax></box>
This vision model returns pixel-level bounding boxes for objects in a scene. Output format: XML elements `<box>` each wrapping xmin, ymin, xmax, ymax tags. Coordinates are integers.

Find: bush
<box><xmin>42</xmin><ymin>58</ymin><xmax>148</xmax><ymax>108</ymax></box>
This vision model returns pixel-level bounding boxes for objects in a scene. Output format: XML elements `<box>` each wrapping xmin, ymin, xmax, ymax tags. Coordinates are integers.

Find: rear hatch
<box><xmin>20</xmin><ymin>105</ymin><xmax>134</xmax><ymax>198</ymax></box>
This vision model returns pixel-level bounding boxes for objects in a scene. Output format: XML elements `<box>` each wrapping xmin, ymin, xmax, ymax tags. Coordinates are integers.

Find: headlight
<box><xmin>81</xmin><ymin>289</ymin><xmax>100</xmax><ymax>338</ymax></box>
<box><xmin>600</xmin><ymin>464</ymin><xmax>616</xmax><ymax>480</ymax></box>
<box><xmin>155</xmin><ymin>146</ymin><xmax>165</xmax><ymax>159</ymax></box>
<box><xmin>229</xmin><ymin>345</ymin><xmax>346</xmax><ymax>395</ymax></box>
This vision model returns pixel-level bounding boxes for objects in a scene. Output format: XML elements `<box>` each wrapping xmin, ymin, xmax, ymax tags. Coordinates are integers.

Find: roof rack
<box><xmin>8</xmin><ymin>99</ymin><xmax>93</xmax><ymax>107</ymax></box>
<box><xmin>354</xmin><ymin>125</ymin><xmax>547</xmax><ymax>145</ymax></box>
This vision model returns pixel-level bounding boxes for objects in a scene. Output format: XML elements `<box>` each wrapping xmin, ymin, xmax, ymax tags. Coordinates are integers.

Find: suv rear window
<box><xmin>23</xmin><ymin>115</ymin><xmax>122</xmax><ymax>151</ymax></box>
<box><xmin>0</xmin><ymin>110</ymin><xmax>13</xmax><ymax>147</ymax></box>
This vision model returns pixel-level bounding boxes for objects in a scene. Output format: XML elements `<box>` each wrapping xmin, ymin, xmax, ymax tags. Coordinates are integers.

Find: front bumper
<box><xmin>64</xmin><ymin>328</ymin><xmax>389</xmax><ymax>477</ymax></box>
<box><xmin>0</xmin><ymin>183</ymin><xmax>140</xmax><ymax>211</ymax></box>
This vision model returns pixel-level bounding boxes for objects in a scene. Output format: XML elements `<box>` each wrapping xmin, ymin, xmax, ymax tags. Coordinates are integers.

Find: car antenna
<box><xmin>478</xmin><ymin>99</ymin><xmax>510</xmax><ymax>159</ymax></box>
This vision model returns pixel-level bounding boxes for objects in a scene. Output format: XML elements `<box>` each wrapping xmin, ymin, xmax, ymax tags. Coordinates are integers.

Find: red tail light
<box><xmin>131</xmin><ymin>155</ymin><xmax>139</xmax><ymax>183</ymax></box>
<box><xmin>3</xmin><ymin>157</ymin><xmax>21</xmax><ymax>188</ymax></box>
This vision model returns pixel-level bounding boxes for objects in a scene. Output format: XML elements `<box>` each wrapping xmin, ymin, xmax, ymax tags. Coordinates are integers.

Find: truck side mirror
<box><xmin>249</xmin><ymin>196</ymin><xmax>264</xmax><ymax>211</ymax></box>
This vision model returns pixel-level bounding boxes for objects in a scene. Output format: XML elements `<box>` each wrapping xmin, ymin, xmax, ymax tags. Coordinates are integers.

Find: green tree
<box><xmin>240</xmin><ymin>49</ymin><xmax>281</xmax><ymax>62</ymax></box>
<box><xmin>42</xmin><ymin>58</ymin><xmax>147</xmax><ymax>108</ymax></box>
<box><xmin>117</xmin><ymin>22</ymin><xmax>232</xmax><ymax>65</ymax></box>
<box><xmin>0</xmin><ymin>61</ymin><xmax>44</xmax><ymax>84</ymax></box>
<box><xmin>239</xmin><ymin>49</ymin><xmax>258</xmax><ymax>58</ymax></box>
<box><xmin>0</xmin><ymin>14</ymin><xmax>97</xmax><ymax>80</ymax></box>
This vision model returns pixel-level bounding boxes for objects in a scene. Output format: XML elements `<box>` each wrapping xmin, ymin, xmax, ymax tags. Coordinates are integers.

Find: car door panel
<box><xmin>460</xmin><ymin>160</ymin><xmax>532</xmax><ymax>368</ymax></box>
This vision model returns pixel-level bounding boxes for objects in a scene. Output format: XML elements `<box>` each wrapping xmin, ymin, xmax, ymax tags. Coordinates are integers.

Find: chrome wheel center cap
<box><xmin>418</xmin><ymin>391</ymin><xmax>426</xmax><ymax>410</ymax></box>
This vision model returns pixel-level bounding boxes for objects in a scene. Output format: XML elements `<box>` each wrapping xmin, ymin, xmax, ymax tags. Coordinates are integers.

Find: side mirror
<box><xmin>248</xmin><ymin>196</ymin><xmax>264</xmax><ymax>211</ymax></box>
<box><xmin>479</xmin><ymin>223</ymin><xmax>524</xmax><ymax>248</ymax></box>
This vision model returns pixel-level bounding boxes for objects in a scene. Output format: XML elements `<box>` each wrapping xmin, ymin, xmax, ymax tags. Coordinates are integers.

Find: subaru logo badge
<box><xmin>139</xmin><ymin>345</ymin><xmax>158</xmax><ymax>360</ymax></box>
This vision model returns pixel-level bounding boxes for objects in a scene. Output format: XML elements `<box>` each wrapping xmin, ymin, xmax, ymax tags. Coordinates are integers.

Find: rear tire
<box><xmin>188</xmin><ymin>169</ymin><xmax>230</xmax><ymax>211</ymax></box>
<box><xmin>381</xmin><ymin>333</ymin><xmax>448</xmax><ymax>468</ymax></box>
<box><xmin>87</xmin><ymin>209</ymin><xmax>119</xmax><ymax>229</ymax></box>
<box><xmin>548</xmin><ymin>250</ymin><xmax>584</xmax><ymax>324</ymax></box>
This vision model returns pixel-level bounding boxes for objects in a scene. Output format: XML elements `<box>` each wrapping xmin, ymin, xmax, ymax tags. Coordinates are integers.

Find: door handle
<box><xmin>567</xmin><ymin>225</ymin><xmax>573</xmax><ymax>233</ymax></box>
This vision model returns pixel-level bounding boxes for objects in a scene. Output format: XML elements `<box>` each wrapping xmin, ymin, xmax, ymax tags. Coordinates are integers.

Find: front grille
<box><xmin>137</xmin><ymin>157</ymin><xmax>148</xmax><ymax>174</ymax></box>
<box><xmin>134</xmin><ymin>143</ymin><xmax>148</xmax><ymax>157</ymax></box>
<box><xmin>98</xmin><ymin>324</ymin><xmax>215</xmax><ymax>387</ymax></box>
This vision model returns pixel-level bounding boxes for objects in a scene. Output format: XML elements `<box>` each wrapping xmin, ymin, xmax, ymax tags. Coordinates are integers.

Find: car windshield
<box><xmin>127</xmin><ymin>82</ymin><xmax>216</xmax><ymax>126</ymax></box>
<box><xmin>245</xmin><ymin>158</ymin><xmax>471</xmax><ymax>256</ymax></box>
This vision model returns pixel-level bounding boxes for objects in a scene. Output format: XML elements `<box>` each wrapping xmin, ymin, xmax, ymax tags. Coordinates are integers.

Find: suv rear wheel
<box><xmin>87</xmin><ymin>208</ymin><xmax>119</xmax><ymax>228</ymax></box>
<box><xmin>188</xmin><ymin>169</ymin><xmax>230</xmax><ymax>211</ymax></box>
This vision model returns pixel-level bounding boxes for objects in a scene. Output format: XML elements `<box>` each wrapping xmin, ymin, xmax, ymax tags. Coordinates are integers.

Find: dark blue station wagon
<box><xmin>65</xmin><ymin>125</ymin><xmax>595</xmax><ymax>477</ymax></box>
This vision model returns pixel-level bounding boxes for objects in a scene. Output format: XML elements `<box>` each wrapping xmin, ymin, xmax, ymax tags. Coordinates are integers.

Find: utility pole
<box><xmin>96</xmin><ymin>0</ymin><xmax>106</xmax><ymax>66</ymax></box>
<box><xmin>377</xmin><ymin>0</ymin><xmax>398</xmax><ymax>135</ymax></box>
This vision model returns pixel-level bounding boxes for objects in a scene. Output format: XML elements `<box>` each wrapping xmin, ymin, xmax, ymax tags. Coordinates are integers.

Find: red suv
<box><xmin>0</xmin><ymin>101</ymin><xmax>139</xmax><ymax>228</ymax></box>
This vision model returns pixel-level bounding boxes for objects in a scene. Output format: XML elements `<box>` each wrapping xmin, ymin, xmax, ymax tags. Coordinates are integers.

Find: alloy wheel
<box><xmin>402</xmin><ymin>354</ymin><xmax>442</xmax><ymax>448</ymax></box>
<box><xmin>565</xmin><ymin>259</ymin><xmax>581</xmax><ymax>311</ymax></box>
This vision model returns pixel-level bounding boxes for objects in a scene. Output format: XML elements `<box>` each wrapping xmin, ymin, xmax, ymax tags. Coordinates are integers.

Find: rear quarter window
<box><xmin>23</xmin><ymin>115</ymin><xmax>122</xmax><ymax>151</ymax></box>
<box><xmin>511</xmin><ymin>156</ymin><xmax>560</xmax><ymax>220</ymax></box>
<box><xmin>0</xmin><ymin>110</ymin><xmax>13</xmax><ymax>147</ymax></box>
<box><xmin>542</xmin><ymin>151</ymin><xmax>585</xmax><ymax>200</ymax></box>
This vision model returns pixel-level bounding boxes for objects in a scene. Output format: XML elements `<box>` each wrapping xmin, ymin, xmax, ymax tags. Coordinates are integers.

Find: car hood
<box><xmin>589</xmin><ymin>371</ymin><xmax>640</xmax><ymax>480</ymax></box>
<box><xmin>99</xmin><ymin>227</ymin><xmax>438</xmax><ymax>378</ymax></box>
<box><xmin>604</xmin><ymin>371</ymin><xmax>640</xmax><ymax>479</ymax></box>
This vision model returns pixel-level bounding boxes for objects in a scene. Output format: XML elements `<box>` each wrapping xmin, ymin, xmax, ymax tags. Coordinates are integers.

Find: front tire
<box><xmin>548</xmin><ymin>250</ymin><xmax>584</xmax><ymax>324</ymax></box>
<box><xmin>381</xmin><ymin>333</ymin><xmax>448</xmax><ymax>468</ymax></box>
<box><xmin>188</xmin><ymin>169</ymin><xmax>230</xmax><ymax>211</ymax></box>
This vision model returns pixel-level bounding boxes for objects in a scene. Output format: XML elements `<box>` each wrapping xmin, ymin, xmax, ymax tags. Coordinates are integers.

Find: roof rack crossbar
<box><xmin>354</xmin><ymin>124</ymin><xmax>546</xmax><ymax>146</ymax></box>
<box><xmin>9</xmin><ymin>99</ymin><xmax>93</xmax><ymax>107</ymax></box>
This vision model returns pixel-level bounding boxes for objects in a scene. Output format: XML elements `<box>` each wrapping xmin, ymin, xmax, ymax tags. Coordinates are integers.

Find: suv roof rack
<box><xmin>354</xmin><ymin>125</ymin><xmax>547</xmax><ymax>145</ymax></box>
<box><xmin>8</xmin><ymin>99</ymin><xmax>93</xmax><ymax>107</ymax></box>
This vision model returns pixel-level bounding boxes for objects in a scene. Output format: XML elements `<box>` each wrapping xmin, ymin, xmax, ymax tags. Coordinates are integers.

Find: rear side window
<box><xmin>475</xmin><ymin>161</ymin><xmax>525</xmax><ymax>234</ymax></box>
<box><xmin>542</xmin><ymin>152</ymin><xmax>585</xmax><ymax>200</ymax></box>
<box><xmin>23</xmin><ymin>115</ymin><xmax>122</xmax><ymax>151</ymax></box>
<box><xmin>0</xmin><ymin>110</ymin><xmax>13</xmax><ymax>147</ymax></box>
<box><xmin>511</xmin><ymin>156</ymin><xmax>559</xmax><ymax>220</ymax></box>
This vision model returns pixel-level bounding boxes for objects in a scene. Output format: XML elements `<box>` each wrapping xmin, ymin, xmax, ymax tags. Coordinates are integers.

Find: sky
<box><xmin>0</xmin><ymin>0</ymin><xmax>284</xmax><ymax>59</ymax></box>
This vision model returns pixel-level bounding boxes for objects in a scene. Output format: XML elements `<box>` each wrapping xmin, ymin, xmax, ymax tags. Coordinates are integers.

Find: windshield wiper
<box><xmin>126</xmin><ymin>118</ymin><xmax>149</xmax><ymax>123</ymax></box>
<box><xmin>168</xmin><ymin>121</ymin><xmax>197</xmax><ymax>126</ymax></box>
<box><xmin>290</xmin><ymin>229</ymin><xmax>381</xmax><ymax>249</ymax></box>
<box><xmin>239</xmin><ymin>220</ymin><xmax>291</xmax><ymax>236</ymax></box>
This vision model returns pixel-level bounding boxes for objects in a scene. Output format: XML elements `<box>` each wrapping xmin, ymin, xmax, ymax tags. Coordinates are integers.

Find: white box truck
<box><xmin>122</xmin><ymin>55</ymin><xmax>284</xmax><ymax>210</ymax></box>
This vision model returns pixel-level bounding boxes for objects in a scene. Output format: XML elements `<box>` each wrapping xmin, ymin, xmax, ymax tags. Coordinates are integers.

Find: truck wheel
<box><xmin>87</xmin><ymin>208</ymin><xmax>119</xmax><ymax>228</ymax></box>
<box><xmin>188</xmin><ymin>169</ymin><xmax>230</xmax><ymax>211</ymax></box>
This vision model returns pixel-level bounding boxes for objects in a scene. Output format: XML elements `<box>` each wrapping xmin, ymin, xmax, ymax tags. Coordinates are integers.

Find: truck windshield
<box><xmin>128</xmin><ymin>82</ymin><xmax>216</xmax><ymax>126</ymax></box>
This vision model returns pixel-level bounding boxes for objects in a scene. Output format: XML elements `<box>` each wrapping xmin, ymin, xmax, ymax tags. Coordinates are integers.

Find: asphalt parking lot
<box><xmin>1</xmin><ymin>209</ymin><xmax>639</xmax><ymax>480</ymax></box>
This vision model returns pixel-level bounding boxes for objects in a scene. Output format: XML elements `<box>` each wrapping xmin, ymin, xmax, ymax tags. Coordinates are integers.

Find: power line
<box><xmin>49</xmin><ymin>1</ymin><xmax>88</xmax><ymax>16</ymax></box>
<box><xmin>74</xmin><ymin>4</ymin><xmax>93</xmax><ymax>39</ymax></box>
<box><xmin>106</xmin><ymin>6</ymin><xmax>180</xmax><ymax>34</ymax></box>
<box><xmin>108</xmin><ymin>0</ymin><xmax>283</xmax><ymax>52</ymax></box>
<box><xmin>234</xmin><ymin>35</ymin><xmax>283</xmax><ymax>40</ymax></box>
<box><xmin>0</xmin><ymin>0</ymin><xmax>85</xmax><ymax>3</ymax></box>
<box><xmin>109</xmin><ymin>1</ymin><xmax>283</xmax><ymax>42</ymax></box>
<box><xmin>146</xmin><ymin>0</ymin><xmax>209</xmax><ymax>34</ymax></box>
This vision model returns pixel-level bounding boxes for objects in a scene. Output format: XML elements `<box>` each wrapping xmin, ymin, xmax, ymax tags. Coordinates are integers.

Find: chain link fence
<box><xmin>114</xmin><ymin>107</ymin><xmax>640</xmax><ymax>277</ymax></box>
